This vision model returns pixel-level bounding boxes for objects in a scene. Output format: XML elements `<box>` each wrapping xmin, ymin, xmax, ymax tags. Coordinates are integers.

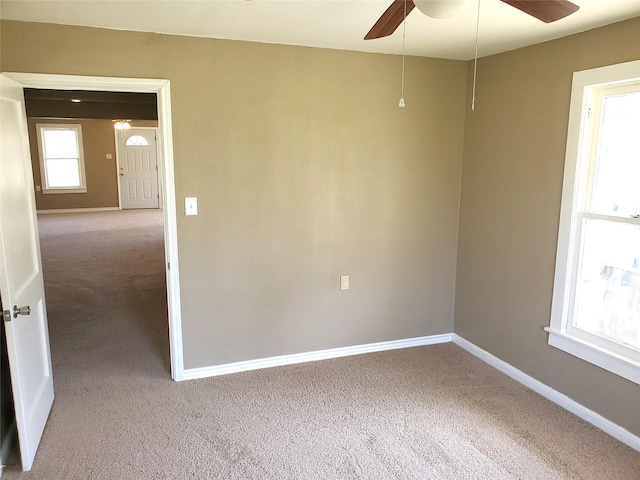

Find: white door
<box><xmin>0</xmin><ymin>75</ymin><xmax>54</xmax><ymax>471</ymax></box>
<box><xmin>117</xmin><ymin>128</ymin><xmax>159</xmax><ymax>209</ymax></box>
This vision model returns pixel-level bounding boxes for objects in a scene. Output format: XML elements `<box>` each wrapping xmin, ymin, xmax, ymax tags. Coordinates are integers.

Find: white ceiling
<box><xmin>1</xmin><ymin>0</ymin><xmax>639</xmax><ymax>60</ymax></box>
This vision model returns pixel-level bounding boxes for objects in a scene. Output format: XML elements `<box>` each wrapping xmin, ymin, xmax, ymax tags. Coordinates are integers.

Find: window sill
<box><xmin>42</xmin><ymin>188</ymin><xmax>87</xmax><ymax>195</ymax></box>
<box><xmin>545</xmin><ymin>328</ymin><xmax>640</xmax><ymax>385</ymax></box>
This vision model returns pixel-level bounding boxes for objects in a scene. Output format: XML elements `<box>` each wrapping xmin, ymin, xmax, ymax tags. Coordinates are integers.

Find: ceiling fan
<box><xmin>365</xmin><ymin>0</ymin><xmax>580</xmax><ymax>40</ymax></box>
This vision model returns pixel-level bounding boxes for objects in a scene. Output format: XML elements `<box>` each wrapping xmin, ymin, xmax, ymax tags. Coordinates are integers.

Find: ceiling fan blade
<box><xmin>365</xmin><ymin>0</ymin><xmax>416</xmax><ymax>40</ymax></box>
<box><xmin>501</xmin><ymin>0</ymin><xmax>579</xmax><ymax>23</ymax></box>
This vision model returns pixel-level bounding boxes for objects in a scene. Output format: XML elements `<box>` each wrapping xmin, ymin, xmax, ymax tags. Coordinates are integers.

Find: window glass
<box><xmin>42</xmin><ymin>129</ymin><xmax>79</xmax><ymax>159</ymax></box>
<box><xmin>45</xmin><ymin>159</ymin><xmax>82</xmax><ymax>187</ymax></box>
<box><xmin>573</xmin><ymin>219</ymin><xmax>640</xmax><ymax>349</ymax></box>
<box><xmin>36</xmin><ymin>124</ymin><xmax>86</xmax><ymax>194</ymax></box>
<box><xmin>590</xmin><ymin>91</ymin><xmax>640</xmax><ymax>216</ymax></box>
<box><xmin>125</xmin><ymin>135</ymin><xmax>149</xmax><ymax>146</ymax></box>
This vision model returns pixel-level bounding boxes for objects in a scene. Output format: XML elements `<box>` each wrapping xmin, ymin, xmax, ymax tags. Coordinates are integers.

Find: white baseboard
<box><xmin>182</xmin><ymin>331</ymin><xmax>639</xmax><ymax>451</ymax></box>
<box><xmin>37</xmin><ymin>207</ymin><xmax>119</xmax><ymax>214</ymax></box>
<box><xmin>452</xmin><ymin>334</ymin><xmax>640</xmax><ymax>452</ymax></box>
<box><xmin>183</xmin><ymin>333</ymin><xmax>452</xmax><ymax>381</ymax></box>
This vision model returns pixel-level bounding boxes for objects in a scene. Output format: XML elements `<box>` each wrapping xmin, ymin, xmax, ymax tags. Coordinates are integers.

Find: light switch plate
<box><xmin>185</xmin><ymin>197</ymin><xmax>198</xmax><ymax>216</ymax></box>
<box><xmin>340</xmin><ymin>275</ymin><xmax>349</xmax><ymax>290</ymax></box>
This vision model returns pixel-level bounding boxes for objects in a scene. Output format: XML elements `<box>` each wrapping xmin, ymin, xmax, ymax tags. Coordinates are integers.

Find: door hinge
<box><xmin>167</xmin><ymin>262</ymin><xmax>171</xmax><ymax>270</ymax></box>
<box><xmin>3</xmin><ymin>310</ymin><xmax>11</xmax><ymax>322</ymax></box>
<box><xmin>587</xmin><ymin>107</ymin><xmax>592</xmax><ymax>119</ymax></box>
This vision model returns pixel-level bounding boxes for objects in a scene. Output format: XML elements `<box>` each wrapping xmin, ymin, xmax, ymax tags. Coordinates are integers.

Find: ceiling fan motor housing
<box><xmin>413</xmin><ymin>0</ymin><xmax>471</xmax><ymax>19</ymax></box>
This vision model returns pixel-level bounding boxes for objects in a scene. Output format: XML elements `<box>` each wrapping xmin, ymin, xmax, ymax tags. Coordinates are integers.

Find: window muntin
<box><xmin>548</xmin><ymin>61</ymin><xmax>640</xmax><ymax>384</ymax></box>
<box><xmin>36</xmin><ymin>124</ymin><xmax>87</xmax><ymax>194</ymax></box>
<box><xmin>125</xmin><ymin>135</ymin><xmax>149</xmax><ymax>146</ymax></box>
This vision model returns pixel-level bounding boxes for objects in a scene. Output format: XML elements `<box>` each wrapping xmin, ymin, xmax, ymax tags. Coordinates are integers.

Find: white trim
<box><xmin>3</xmin><ymin>72</ymin><xmax>184</xmax><ymax>382</ymax></box>
<box><xmin>452</xmin><ymin>334</ymin><xmax>640</xmax><ymax>452</ymax></box>
<box><xmin>545</xmin><ymin>328</ymin><xmax>640</xmax><ymax>384</ymax></box>
<box><xmin>37</xmin><ymin>207</ymin><xmax>120</xmax><ymax>214</ymax></box>
<box><xmin>155</xmin><ymin>81</ymin><xmax>184</xmax><ymax>381</ymax></box>
<box><xmin>183</xmin><ymin>334</ymin><xmax>452</xmax><ymax>380</ymax></box>
<box><xmin>3</xmin><ymin>73</ymin><xmax>168</xmax><ymax>93</ymax></box>
<box><xmin>114</xmin><ymin>129</ymin><xmax>123</xmax><ymax>210</ymax></box>
<box><xmin>572</xmin><ymin>60</ymin><xmax>640</xmax><ymax>89</ymax></box>
<box><xmin>35</xmin><ymin>123</ymin><xmax>87</xmax><ymax>194</ymax></box>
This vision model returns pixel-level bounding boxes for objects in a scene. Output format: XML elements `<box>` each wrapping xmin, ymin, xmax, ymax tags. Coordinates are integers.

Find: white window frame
<box><xmin>36</xmin><ymin>123</ymin><xmax>87</xmax><ymax>194</ymax></box>
<box><xmin>547</xmin><ymin>60</ymin><xmax>640</xmax><ymax>385</ymax></box>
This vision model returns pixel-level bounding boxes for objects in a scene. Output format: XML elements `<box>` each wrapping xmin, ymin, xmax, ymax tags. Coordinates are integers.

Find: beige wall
<box><xmin>1</xmin><ymin>21</ymin><xmax>467</xmax><ymax>368</ymax></box>
<box><xmin>455</xmin><ymin>17</ymin><xmax>640</xmax><ymax>436</ymax></box>
<box><xmin>27</xmin><ymin>118</ymin><xmax>159</xmax><ymax>210</ymax></box>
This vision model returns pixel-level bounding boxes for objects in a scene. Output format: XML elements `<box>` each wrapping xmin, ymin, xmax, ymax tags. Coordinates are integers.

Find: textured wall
<box><xmin>1</xmin><ymin>21</ymin><xmax>467</xmax><ymax>369</ymax></box>
<box><xmin>455</xmin><ymin>17</ymin><xmax>640</xmax><ymax>436</ymax></box>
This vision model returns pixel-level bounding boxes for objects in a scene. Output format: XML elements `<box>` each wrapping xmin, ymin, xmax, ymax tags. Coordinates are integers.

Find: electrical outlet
<box><xmin>340</xmin><ymin>275</ymin><xmax>349</xmax><ymax>290</ymax></box>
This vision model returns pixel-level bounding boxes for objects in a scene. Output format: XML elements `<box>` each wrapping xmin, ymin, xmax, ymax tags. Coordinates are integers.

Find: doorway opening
<box><xmin>24</xmin><ymin>89</ymin><xmax>170</xmax><ymax>376</ymax></box>
<box><xmin>3</xmin><ymin>73</ymin><xmax>184</xmax><ymax>381</ymax></box>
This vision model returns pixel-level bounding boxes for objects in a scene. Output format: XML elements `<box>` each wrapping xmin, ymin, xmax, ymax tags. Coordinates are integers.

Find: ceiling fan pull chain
<box><xmin>472</xmin><ymin>0</ymin><xmax>481</xmax><ymax>111</ymax></box>
<box><xmin>399</xmin><ymin>0</ymin><xmax>407</xmax><ymax>108</ymax></box>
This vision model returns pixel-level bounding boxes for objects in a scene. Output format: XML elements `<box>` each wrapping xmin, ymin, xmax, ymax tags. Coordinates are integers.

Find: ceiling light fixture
<box><xmin>71</xmin><ymin>99</ymin><xmax>81</xmax><ymax>103</ymax></box>
<box><xmin>413</xmin><ymin>0</ymin><xmax>470</xmax><ymax>19</ymax></box>
<box><xmin>113</xmin><ymin>120</ymin><xmax>131</xmax><ymax>130</ymax></box>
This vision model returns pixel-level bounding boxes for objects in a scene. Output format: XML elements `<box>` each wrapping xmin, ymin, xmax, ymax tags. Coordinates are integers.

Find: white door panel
<box><xmin>117</xmin><ymin>128</ymin><xmax>159</xmax><ymax>209</ymax></box>
<box><xmin>0</xmin><ymin>74</ymin><xmax>54</xmax><ymax>471</ymax></box>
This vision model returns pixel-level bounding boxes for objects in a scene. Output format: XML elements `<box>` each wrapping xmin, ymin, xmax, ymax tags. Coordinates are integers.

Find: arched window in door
<box><xmin>125</xmin><ymin>135</ymin><xmax>149</xmax><ymax>146</ymax></box>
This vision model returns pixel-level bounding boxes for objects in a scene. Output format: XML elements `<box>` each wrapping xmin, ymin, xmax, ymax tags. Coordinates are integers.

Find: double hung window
<box><xmin>548</xmin><ymin>61</ymin><xmax>640</xmax><ymax>384</ymax></box>
<box><xmin>36</xmin><ymin>124</ymin><xmax>86</xmax><ymax>194</ymax></box>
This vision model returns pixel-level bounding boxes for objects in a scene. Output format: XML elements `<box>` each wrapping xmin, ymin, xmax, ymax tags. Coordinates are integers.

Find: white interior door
<box><xmin>0</xmin><ymin>75</ymin><xmax>54</xmax><ymax>471</ymax></box>
<box><xmin>117</xmin><ymin>128</ymin><xmax>159</xmax><ymax>209</ymax></box>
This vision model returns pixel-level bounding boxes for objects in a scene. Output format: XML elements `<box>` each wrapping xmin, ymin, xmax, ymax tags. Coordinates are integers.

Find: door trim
<box><xmin>2</xmin><ymin>72</ymin><xmax>185</xmax><ymax>381</ymax></box>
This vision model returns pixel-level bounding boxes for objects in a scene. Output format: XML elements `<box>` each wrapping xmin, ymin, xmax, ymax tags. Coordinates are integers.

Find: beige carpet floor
<box><xmin>2</xmin><ymin>210</ymin><xmax>639</xmax><ymax>479</ymax></box>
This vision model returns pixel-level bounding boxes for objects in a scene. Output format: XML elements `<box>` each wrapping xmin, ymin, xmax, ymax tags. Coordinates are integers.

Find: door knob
<box><xmin>13</xmin><ymin>305</ymin><xmax>30</xmax><ymax>318</ymax></box>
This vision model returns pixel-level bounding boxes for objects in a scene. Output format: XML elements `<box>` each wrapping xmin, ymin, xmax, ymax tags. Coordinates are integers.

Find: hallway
<box><xmin>38</xmin><ymin>209</ymin><xmax>169</xmax><ymax>382</ymax></box>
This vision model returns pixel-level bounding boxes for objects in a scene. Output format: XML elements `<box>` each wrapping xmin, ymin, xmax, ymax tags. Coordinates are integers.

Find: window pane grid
<box><xmin>125</xmin><ymin>135</ymin><xmax>149</xmax><ymax>146</ymax></box>
<box><xmin>37</xmin><ymin>124</ymin><xmax>86</xmax><ymax>193</ymax></box>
